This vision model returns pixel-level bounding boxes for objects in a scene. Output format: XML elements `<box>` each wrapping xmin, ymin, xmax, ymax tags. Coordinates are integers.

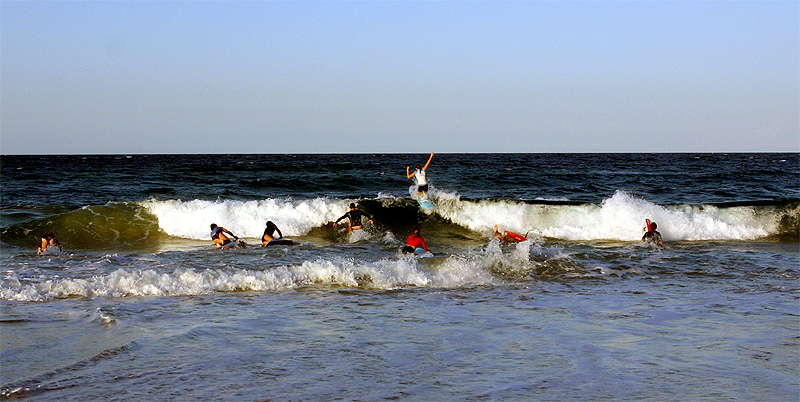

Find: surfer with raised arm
<box><xmin>406</xmin><ymin>152</ymin><xmax>434</xmax><ymax>195</ymax></box>
<box><xmin>333</xmin><ymin>203</ymin><xmax>374</xmax><ymax>232</ymax></box>
<box><xmin>642</xmin><ymin>220</ymin><xmax>664</xmax><ymax>247</ymax></box>
<box><xmin>210</xmin><ymin>223</ymin><xmax>241</xmax><ymax>249</ymax></box>
<box><xmin>260</xmin><ymin>220</ymin><xmax>284</xmax><ymax>246</ymax></box>
<box><xmin>38</xmin><ymin>231</ymin><xmax>62</xmax><ymax>253</ymax></box>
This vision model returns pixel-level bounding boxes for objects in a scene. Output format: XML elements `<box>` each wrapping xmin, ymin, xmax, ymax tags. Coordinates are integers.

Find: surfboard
<box><xmin>503</xmin><ymin>231</ymin><xmax>527</xmax><ymax>242</ymax></box>
<box><xmin>409</xmin><ymin>185</ymin><xmax>434</xmax><ymax>210</ymax></box>
<box><xmin>414</xmin><ymin>247</ymin><xmax>433</xmax><ymax>258</ymax></box>
<box><xmin>264</xmin><ymin>238</ymin><xmax>293</xmax><ymax>247</ymax></box>
<box><xmin>38</xmin><ymin>248</ymin><xmax>64</xmax><ymax>256</ymax></box>
<box><xmin>645</xmin><ymin>219</ymin><xmax>653</xmax><ymax>232</ymax></box>
<box><xmin>417</xmin><ymin>198</ymin><xmax>435</xmax><ymax>210</ymax></box>
<box><xmin>221</xmin><ymin>239</ymin><xmax>241</xmax><ymax>250</ymax></box>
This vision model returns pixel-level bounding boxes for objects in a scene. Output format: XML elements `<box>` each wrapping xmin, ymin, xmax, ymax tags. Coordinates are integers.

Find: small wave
<box><xmin>0</xmin><ymin>242</ymin><xmax>544</xmax><ymax>301</ymax></box>
<box><xmin>2</xmin><ymin>192</ymin><xmax>796</xmax><ymax>252</ymax></box>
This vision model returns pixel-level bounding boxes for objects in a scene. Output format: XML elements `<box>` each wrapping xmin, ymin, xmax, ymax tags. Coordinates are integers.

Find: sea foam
<box><xmin>141</xmin><ymin>198</ymin><xmax>350</xmax><ymax>240</ymax></box>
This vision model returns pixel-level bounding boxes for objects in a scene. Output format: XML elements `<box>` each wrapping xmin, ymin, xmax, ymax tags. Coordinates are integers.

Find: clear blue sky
<box><xmin>1</xmin><ymin>1</ymin><xmax>797</xmax><ymax>154</ymax></box>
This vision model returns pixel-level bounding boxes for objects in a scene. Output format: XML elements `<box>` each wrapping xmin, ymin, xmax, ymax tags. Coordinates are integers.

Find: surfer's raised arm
<box><xmin>422</xmin><ymin>152</ymin><xmax>434</xmax><ymax>170</ymax></box>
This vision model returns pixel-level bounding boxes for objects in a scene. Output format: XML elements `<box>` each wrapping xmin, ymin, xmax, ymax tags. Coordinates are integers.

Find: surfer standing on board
<box><xmin>38</xmin><ymin>231</ymin><xmax>62</xmax><ymax>253</ymax></box>
<box><xmin>260</xmin><ymin>220</ymin><xmax>284</xmax><ymax>246</ymax></box>
<box><xmin>406</xmin><ymin>152</ymin><xmax>434</xmax><ymax>195</ymax></box>
<box><xmin>210</xmin><ymin>223</ymin><xmax>240</xmax><ymax>249</ymax></box>
<box><xmin>333</xmin><ymin>203</ymin><xmax>374</xmax><ymax>231</ymax></box>
<box><xmin>642</xmin><ymin>220</ymin><xmax>664</xmax><ymax>247</ymax></box>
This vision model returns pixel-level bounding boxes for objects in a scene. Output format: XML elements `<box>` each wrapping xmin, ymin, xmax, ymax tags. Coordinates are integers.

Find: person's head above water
<box><xmin>415</xmin><ymin>165</ymin><xmax>422</xmax><ymax>171</ymax></box>
<box><xmin>349</xmin><ymin>203</ymin><xmax>356</xmax><ymax>209</ymax></box>
<box><xmin>210</xmin><ymin>224</ymin><xmax>217</xmax><ymax>230</ymax></box>
<box><xmin>650</xmin><ymin>222</ymin><xmax>657</xmax><ymax>230</ymax></box>
<box><xmin>413</xmin><ymin>227</ymin><xmax>421</xmax><ymax>235</ymax></box>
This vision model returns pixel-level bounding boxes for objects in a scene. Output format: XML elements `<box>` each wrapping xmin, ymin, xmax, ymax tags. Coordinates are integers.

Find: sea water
<box><xmin>1</xmin><ymin>153</ymin><xmax>798</xmax><ymax>401</ymax></box>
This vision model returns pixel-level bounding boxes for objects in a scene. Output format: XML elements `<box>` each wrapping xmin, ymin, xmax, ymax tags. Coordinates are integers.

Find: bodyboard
<box><xmin>414</xmin><ymin>247</ymin><xmax>433</xmax><ymax>258</ymax></box>
<box><xmin>265</xmin><ymin>238</ymin><xmax>294</xmax><ymax>247</ymax></box>
<box><xmin>503</xmin><ymin>231</ymin><xmax>527</xmax><ymax>242</ymax></box>
<box><xmin>221</xmin><ymin>239</ymin><xmax>241</xmax><ymax>250</ymax></box>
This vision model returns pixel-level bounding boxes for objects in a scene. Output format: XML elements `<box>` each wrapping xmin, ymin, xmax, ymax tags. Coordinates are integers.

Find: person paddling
<box><xmin>402</xmin><ymin>227</ymin><xmax>431</xmax><ymax>254</ymax></box>
<box><xmin>210</xmin><ymin>223</ymin><xmax>242</xmax><ymax>249</ymax></box>
<box><xmin>260</xmin><ymin>220</ymin><xmax>284</xmax><ymax>246</ymax></box>
<box><xmin>494</xmin><ymin>225</ymin><xmax>528</xmax><ymax>242</ymax></box>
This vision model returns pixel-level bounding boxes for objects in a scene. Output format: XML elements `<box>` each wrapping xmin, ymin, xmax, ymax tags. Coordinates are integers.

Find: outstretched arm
<box><xmin>406</xmin><ymin>166</ymin><xmax>415</xmax><ymax>179</ymax></box>
<box><xmin>420</xmin><ymin>238</ymin><xmax>429</xmax><ymax>252</ymax></box>
<box><xmin>422</xmin><ymin>152</ymin><xmax>434</xmax><ymax>170</ymax></box>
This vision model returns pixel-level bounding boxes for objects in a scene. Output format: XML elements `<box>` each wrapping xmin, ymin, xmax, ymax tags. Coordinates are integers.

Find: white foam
<box><xmin>436</xmin><ymin>190</ymin><xmax>780</xmax><ymax>241</ymax></box>
<box><xmin>141</xmin><ymin>198</ymin><xmax>350</xmax><ymax>240</ymax></box>
<box><xmin>1</xmin><ymin>245</ymin><xmax>539</xmax><ymax>301</ymax></box>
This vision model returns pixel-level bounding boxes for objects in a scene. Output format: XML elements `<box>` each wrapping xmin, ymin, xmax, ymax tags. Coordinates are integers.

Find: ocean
<box><xmin>1</xmin><ymin>153</ymin><xmax>798</xmax><ymax>401</ymax></box>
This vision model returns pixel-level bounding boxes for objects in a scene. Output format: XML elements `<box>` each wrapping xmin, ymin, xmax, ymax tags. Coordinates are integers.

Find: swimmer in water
<box><xmin>641</xmin><ymin>221</ymin><xmax>664</xmax><ymax>247</ymax></box>
<box><xmin>38</xmin><ymin>231</ymin><xmax>62</xmax><ymax>253</ymax></box>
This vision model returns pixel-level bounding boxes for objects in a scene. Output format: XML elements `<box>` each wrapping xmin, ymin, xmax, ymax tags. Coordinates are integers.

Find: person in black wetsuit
<box><xmin>38</xmin><ymin>231</ymin><xmax>62</xmax><ymax>253</ymax></box>
<box><xmin>333</xmin><ymin>203</ymin><xmax>374</xmax><ymax>231</ymax></box>
<box><xmin>260</xmin><ymin>220</ymin><xmax>284</xmax><ymax>247</ymax></box>
<box><xmin>642</xmin><ymin>221</ymin><xmax>664</xmax><ymax>247</ymax></box>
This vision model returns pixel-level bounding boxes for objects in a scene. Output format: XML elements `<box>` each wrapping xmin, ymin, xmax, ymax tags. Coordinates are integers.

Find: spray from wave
<box><xmin>141</xmin><ymin>198</ymin><xmax>351</xmax><ymax>240</ymax></box>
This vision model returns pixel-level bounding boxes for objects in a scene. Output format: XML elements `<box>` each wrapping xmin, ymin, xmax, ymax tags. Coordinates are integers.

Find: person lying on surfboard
<box><xmin>494</xmin><ymin>225</ymin><xmax>528</xmax><ymax>242</ymax></box>
<box><xmin>38</xmin><ymin>231</ymin><xmax>62</xmax><ymax>253</ymax></box>
<box><xmin>406</xmin><ymin>152</ymin><xmax>434</xmax><ymax>195</ymax></box>
<box><xmin>210</xmin><ymin>223</ymin><xmax>241</xmax><ymax>249</ymax></box>
<box><xmin>260</xmin><ymin>220</ymin><xmax>284</xmax><ymax>247</ymax></box>
<box><xmin>333</xmin><ymin>203</ymin><xmax>374</xmax><ymax>231</ymax></box>
<box><xmin>641</xmin><ymin>220</ymin><xmax>664</xmax><ymax>247</ymax></box>
<box><xmin>402</xmin><ymin>227</ymin><xmax>430</xmax><ymax>254</ymax></box>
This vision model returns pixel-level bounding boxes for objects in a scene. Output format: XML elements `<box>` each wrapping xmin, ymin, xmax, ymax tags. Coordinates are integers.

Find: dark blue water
<box><xmin>1</xmin><ymin>153</ymin><xmax>798</xmax><ymax>401</ymax></box>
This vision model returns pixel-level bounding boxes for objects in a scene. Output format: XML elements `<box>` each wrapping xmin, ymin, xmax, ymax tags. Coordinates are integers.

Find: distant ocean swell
<box><xmin>1</xmin><ymin>190</ymin><xmax>797</xmax><ymax>250</ymax></box>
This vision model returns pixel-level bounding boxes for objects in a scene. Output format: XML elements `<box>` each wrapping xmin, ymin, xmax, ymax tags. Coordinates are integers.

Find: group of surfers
<box><xmin>35</xmin><ymin>152</ymin><xmax>664</xmax><ymax>253</ymax></box>
<box><xmin>208</xmin><ymin>202</ymin><xmax>435</xmax><ymax>255</ymax></box>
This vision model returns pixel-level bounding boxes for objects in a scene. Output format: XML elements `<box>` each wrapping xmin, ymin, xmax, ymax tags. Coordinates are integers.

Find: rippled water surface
<box><xmin>1</xmin><ymin>153</ymin><xmax>798</xmax><ymax>401</ymax></box>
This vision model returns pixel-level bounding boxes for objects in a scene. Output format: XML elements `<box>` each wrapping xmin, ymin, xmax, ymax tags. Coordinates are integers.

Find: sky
<box><xmin>1</xmin><ymin>1</ymin><xmax>797</xmax><ymax>154</ymax></box>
